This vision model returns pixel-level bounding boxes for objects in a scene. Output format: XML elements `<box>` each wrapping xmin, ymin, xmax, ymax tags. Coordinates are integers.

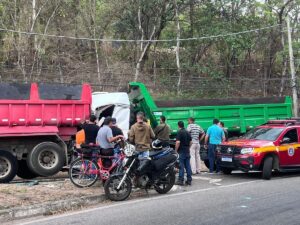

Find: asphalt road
<box><xmin>15</xmin><ymin>172</ymin><xmax>300</xmax><ymax>225</ymax></box>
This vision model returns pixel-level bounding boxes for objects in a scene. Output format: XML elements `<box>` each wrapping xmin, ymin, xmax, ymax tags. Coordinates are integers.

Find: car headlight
<box><xmin>240</xmin><ymin>148</ymin><xmax>254</xmax><ymax>154</ymax></box>
<box><xmin>216</xmin><ymin>145</ymin><xmax>221</xmax><ymax>153</ymax></box>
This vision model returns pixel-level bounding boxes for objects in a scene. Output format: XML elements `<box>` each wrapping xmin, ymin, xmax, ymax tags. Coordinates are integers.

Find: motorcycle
<box><xmin>104</xmin><ymin>145</ymin><xmax>178</xmax><ymax>201</ymax></box>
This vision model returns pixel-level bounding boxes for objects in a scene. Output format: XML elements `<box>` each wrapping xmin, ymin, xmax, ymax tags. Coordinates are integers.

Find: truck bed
<box><xmin>155</xmin><ymin>97</ymin><xmax>286</xmax><ymax>108</ymax></box>
<box><xmin>129</xmin><ymin>82</ymin><xmax>293</xmax><ymax>135</ymax></box>
<box><xmin>0</xmin><ymin>83</ymin><xmax>91</xmax><ymax>127</ymax></box>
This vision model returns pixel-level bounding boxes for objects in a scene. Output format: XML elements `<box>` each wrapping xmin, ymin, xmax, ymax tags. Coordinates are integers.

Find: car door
<box><xmin>278</xmin><ymin>128</ymin><xmax>300</xmax><ymax>167</ymax></box>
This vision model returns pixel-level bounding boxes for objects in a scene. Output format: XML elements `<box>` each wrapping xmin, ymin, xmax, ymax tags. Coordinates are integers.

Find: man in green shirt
<box><xmin>154</xmin><ymin>116</ymin><xmax>171</xmax><ymax>147</ymax></box>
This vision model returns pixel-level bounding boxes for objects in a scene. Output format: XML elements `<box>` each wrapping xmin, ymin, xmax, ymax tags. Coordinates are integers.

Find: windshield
<box><xmin>242</xmin><ymin>127</ymin><xmax>283</xmax><ymax>141</ymax></box>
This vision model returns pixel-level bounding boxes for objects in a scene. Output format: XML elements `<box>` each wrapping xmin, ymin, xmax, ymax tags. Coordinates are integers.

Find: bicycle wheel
<box><xmin>69</xmin><ymin>158</ymin><xmax>99</xmax><ymax>188</ymax></box>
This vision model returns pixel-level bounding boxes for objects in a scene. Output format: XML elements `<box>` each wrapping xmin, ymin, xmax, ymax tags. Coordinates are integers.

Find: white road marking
<box><xmin>209</xmin><ymin>179</ymin><xmax>222</xmax><ymax>183</ymax></box>
<box><xmin>19</xmin><ymin>180</ymin><xmax>260</xmax><ymax>225</ymax></box>
<box><xmin>171</xmin><ymin>185</ymin><xmax>178</xmax><ymax>192</ymax></box>
<box><xmin>192</xmin><ymin>176</ymin><xmax>212</xmax><ymax>181</ymax></box>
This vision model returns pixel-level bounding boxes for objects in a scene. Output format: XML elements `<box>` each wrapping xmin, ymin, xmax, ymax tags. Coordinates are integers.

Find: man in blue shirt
<box><xmin>204</xmin><ymin>119</ymin><xmax>225</xmax><ymax>173</ymax></box>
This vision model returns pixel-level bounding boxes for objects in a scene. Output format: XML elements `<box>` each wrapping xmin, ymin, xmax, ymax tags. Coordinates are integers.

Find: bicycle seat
<box><xmin>77</xmin><ymin>144</ymin><xmax>101</xmax><ymax>154</ymax></box>
<box><xmin>81</xmin><ymin>143</ymin><xmax>100</xmax><ymax>149</ymax></box>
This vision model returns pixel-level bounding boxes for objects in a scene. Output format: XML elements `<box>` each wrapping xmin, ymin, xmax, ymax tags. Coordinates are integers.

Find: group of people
<box><xmin>76</xmin><ymin>113</ymin><xmax>228</xmax><ymax>187</ymax></box>
<box><xmin>174</xmin><ymin>118</ymin><xmax>227</xmax><ymax>186</ymax></box>
<box><xmin>76</xmin><ymin>115</ymin><xmax>124</xmax><ymax>156</ymax></box>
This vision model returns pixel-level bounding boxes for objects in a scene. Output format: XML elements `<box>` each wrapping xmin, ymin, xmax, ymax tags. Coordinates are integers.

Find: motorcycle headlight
<box><xmin>240</xmin><ymin>148</ymin><xmax>254</xmax><ymax>154</ymax></box>
<box><xmin>124</xmin><ymin>143</ymin><xmax>135</xmax><ymax>156</ymax></box>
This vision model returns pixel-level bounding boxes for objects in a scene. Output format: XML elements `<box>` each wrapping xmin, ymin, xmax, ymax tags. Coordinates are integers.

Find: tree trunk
<box><xmin>134</xmin><ymin>27</ymin><xmax>156</xmax><ymax>82</ymax></box>
<box><xmin>92</xmin><ymin>0</ymin><xmax>101</xmax><ymax>84</ymax></box>
<box><xmin>174</xmin><ymin>0</ymin><xmax>182</xmax><ymax>95</ymax></box>
<box><xmin>32</xmin><ymin>0</ymin><xmax>37</xmax><ymax>50</ymax></box>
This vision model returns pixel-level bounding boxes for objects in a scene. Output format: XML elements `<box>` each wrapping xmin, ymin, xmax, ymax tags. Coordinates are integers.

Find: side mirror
<box><xmin>281</xmin><ymin>137</ymin><xmax>291</xmax><ymax>144</ymax></box>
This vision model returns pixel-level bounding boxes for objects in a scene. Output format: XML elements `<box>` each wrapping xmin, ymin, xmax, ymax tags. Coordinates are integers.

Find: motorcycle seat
<box><xmin>149</xmin><ymin>149</ymin><xmax>166</xmax><ymax>157</ymax></box>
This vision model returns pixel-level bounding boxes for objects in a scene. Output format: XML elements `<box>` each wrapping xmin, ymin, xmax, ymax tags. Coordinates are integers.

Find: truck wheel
<box><xmin>0</xmin><ymin>150</ymin><xmax>18</xmax><ymax>183</ymax></box>
<box><xmin>221</xmin><ymin>168</ymin><xmax>232</xmax><ymax>175</ymax></box>
<box><xmin>27</xmin><ymin>142</ymin><xmax>65</xmax><ymax>177</ymax></box>
<box><xmin>262</xmin><ymin>156</ymin><xmax>273</xmax><ymax>180</ymax></box>
<box><xmin>17</xmin><ymin>160</ymin><xmax>38</xmax><ymax>179</ymax></box>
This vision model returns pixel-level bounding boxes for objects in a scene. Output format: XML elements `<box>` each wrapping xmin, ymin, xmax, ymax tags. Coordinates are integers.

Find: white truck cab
<box><xmin>92</xmin><ymin>92</ymin><xmax>130</xmax><ymax>137</ymax></box>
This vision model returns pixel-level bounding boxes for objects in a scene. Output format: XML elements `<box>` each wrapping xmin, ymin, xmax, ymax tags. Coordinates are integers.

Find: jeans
<box><xmin>178</xmin><ymin>152</ymin><xmax>192</xmax><ymax>182</ymax></box>
<box><xmin>190</xmin><ymin>143</ymin><xmax>201</xmax><ymax>174</ymax></box>
<box><xmin>208</xmin><ymin>144</ymin><xmax>220</xmax><ymax>173</ymax></box>
<box><xmin>113</xmin><ymin>146</ymin><xmax>121</xmax><ymax>164</ymax></box>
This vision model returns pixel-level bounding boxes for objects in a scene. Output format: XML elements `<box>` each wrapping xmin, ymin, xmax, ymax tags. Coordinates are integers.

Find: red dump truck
<box><xmin>0</xmin><ymin>83</ymin><xmax>91</xmax><ymax>183</ymax></box>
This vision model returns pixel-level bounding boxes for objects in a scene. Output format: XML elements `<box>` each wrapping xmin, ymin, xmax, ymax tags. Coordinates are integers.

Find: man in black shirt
<box><xmin>82</xmin><ymin>115</ymin><xmax>99</xmax><ymax>144</ymax></box>
<box><xmin>175</xmin><ymin>121</ymin><xmax>192</xmax><ymax>186</ymax></box>
<box><xmin>111</xmin><ymin>118</ymin><xmax>124</xmax><ymax>137</ymax></box>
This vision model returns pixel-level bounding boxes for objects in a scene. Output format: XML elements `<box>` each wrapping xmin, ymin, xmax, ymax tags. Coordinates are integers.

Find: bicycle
<box><xmin>69</xmin><ymin>143</ymin><xmax>126</xmax><ymax>188</ymax></box>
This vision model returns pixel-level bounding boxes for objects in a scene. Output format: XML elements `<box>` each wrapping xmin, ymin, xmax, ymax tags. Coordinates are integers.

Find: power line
<box><xmin>0</xmin><ymin>24</ymin><xmax>281</xmax><ymax>42</ymax></box>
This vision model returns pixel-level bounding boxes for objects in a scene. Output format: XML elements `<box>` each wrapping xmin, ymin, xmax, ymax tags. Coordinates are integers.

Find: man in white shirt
<box><xmin>187</xmin><ymin>117</ymin><xmax>205</xmax><ymax>174</ymax></box>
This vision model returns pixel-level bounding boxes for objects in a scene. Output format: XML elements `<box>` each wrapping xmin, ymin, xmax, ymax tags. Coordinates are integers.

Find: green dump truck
<box><xmin>129</xmin><ymin>82</ymin><xmax>293</xmax><ymax>137</ymax></box>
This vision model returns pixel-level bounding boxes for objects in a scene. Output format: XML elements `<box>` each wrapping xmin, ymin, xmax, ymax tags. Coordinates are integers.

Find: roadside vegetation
<box><xmin>0</xmin><ymin>0</ymin><xmax>299</xmax><ymax>98</ymax></box>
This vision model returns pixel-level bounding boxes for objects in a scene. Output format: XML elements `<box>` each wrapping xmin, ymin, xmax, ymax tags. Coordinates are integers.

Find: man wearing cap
<box><xmin>97</xmin><ymin>117</ymin><xmax>124</xmax><ymax>150</ymax></box>
<box><xmin>111</xmin><ymin>118</ymin><xmax>124</xmax><ymax>137</ymax></box>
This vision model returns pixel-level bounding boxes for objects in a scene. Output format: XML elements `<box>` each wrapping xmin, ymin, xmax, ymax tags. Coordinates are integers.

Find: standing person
<box><xmin>110</xmin><ymin>118</ymin><xmax>124</xmax><ymax>162</ymax></box>
<box><xmin>154</xmin><ymin>115</ymin><xmax>171</xmax><ymax>147</ymax></box>
<box><xmin>175</xmin><ymin>121</ymin><xmax>192</xmax><ymax>186</ymax></box>
<box><xmin>219</xmin><ymin>121</ymin><xmax>229</xmax><ymax>142</ymax></box>
<box><xmin>204</xmin><ymin>119</ymin><xmax>225</xmax><ymax>174</ymax></box>
<box><xmin>96</xmin><ymin>117</ymin><xmax>123</xmax><ymax>150</ymax></box>
<box><xmin>128</xmin><ymin>112</ymin><xmax>155</xmax><ymax>159</ymax></box>
<box><xmin>187</xmin><ymin>117</ymin><xmax>205</xmax><ymax>174</ymax></box>
<box><xmin>82</xmin><ymin>115</ymin><xmax>99</xmax><ymax>144</ymax></box>
<box><xmin>111</xmin><ymin>118</ymin><xmax>124</xmax><ymax>137</ymax></box>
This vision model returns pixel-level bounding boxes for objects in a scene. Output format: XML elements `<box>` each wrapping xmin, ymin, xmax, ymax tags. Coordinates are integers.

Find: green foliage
<box><xmin>0</xmin><ymin>0</ymin><xmax>298</xmax><ymax>97</ymax></box>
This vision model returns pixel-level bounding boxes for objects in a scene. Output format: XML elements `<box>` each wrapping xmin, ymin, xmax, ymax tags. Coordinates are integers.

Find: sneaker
<box><xmin>175</xmin><ymin>180</ymin><xmax>184</xmax><ymax>186</ymax></box>
<box><xmin>185</xmin><ymin>181</ymin><xmax>192</xmax><ymax>186</ymax></box>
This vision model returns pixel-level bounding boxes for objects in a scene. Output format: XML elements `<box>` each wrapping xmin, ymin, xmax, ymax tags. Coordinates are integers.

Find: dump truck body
<box><xmin>129</xmin><ymin>82</ymin><xmax>293</xmax><ymax>136</ymax></box>
<box><xmin>0</xmin><ymin>83</ymin><xmax>91</xmax><ymax>183</ymax></box>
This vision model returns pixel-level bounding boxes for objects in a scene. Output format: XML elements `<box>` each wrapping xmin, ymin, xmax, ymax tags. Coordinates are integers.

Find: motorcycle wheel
<box><xmin>69</xmin><ymin>158</ymin><xmax>99</xmax><ymax>188</ymax></box>
<box><xmin>154</xmin><ymin>170</ymin><xmax>175</xmax><ymax>194</ymax></box>
<box><xmin>104</xmin><ymin>175</ymin><xmax>132</xmax><ymax>201</ymax></box>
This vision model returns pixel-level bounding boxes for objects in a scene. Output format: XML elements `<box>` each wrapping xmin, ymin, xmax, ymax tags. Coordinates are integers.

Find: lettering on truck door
<box><xmin>278</xmin><ymin>128</ymin><xmax>300</xmax><ymax>167</ymax></box>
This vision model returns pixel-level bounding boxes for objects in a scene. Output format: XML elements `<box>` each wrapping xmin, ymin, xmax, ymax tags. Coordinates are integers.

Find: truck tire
<box><xmin>27</xmin><ymin>142</ymin><xmax>65</xmax><ymax>177</ymax></box>
<box><xmin>262</xmin><ymin>156</ymin><xmax>273</xmax><ymax>180</ymax></box>
<box><xmin>0</xmin><ymin>150</ymin><xmax>18</xmax><ymax>183</ymax></box>
<box><xmin>17</xmin><ymin>160</ymin><xmax>38</xmax><ymax>179</ymax></box>
<box><xmin>221</xmin><ymin>167</ymin><xmax>232</xmax><ymax>175</ymax></box>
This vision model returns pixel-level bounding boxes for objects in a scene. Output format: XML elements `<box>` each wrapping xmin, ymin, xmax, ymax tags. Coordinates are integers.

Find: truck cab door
<box><xmin>278</xmin><ymin>128</ymin><xmax>300</xmax><ymax>167</ymax></box>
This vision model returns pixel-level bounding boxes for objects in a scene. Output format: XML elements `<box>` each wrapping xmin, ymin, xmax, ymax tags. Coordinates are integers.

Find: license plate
<box><xmin>221</xmin><ymin>157</ymin><xmax>232</xmax><ymax>162</ymax></box>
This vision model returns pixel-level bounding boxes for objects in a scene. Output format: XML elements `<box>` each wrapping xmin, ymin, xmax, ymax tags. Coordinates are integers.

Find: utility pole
<box><xmin>286</xmin><ymin>14</ymin><xmax>298</xmax><ymax>117</ymax></box>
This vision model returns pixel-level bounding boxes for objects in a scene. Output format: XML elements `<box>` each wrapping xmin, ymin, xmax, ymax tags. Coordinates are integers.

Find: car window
<box><xmin>282</xmin><ymin>129</ymin><xmax>298</xmax><ymax>144</ymax></box>
<box><xmin>242</xmin><ymin>128</ymin><xmax>283</xmax><ymax>141</ymax></box>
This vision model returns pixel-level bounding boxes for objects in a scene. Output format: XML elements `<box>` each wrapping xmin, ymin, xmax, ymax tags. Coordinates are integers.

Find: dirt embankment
<box><xmin>0</xmin><ymin>173</ymin><xmax>102</xmax><ymax>210</ymax></box>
